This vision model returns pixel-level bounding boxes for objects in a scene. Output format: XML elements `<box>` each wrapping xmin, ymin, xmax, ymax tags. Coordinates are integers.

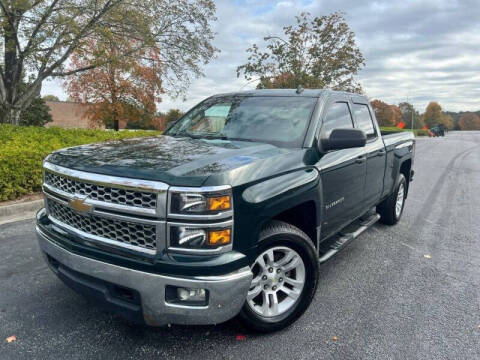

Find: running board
<box><xmin>318</xmin><ymin>213</ymin><xmax>380</xmax><ymax>264</ymax></box>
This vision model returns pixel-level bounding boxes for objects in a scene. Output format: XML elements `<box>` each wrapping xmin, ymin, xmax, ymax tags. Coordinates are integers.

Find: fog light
<box><xmin>177</xmin><ymin>287</ymin><xmax>206</xmax><ymax>302</ymax></box>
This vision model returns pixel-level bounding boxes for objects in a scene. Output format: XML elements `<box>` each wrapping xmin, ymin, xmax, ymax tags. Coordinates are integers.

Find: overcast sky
<box><xmin>41</xmin><ymin>0</ymin><xmax>480</xmax><ymax>112</ymax></box>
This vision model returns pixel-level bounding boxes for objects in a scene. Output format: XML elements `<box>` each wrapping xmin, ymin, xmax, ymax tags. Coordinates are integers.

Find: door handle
<box><xmin>377</xmin><ymin>150</ymin><xmax>386</xmax><ymax>157</ymax></box>
<box><xmin>355</xmin><ymin>156</ymin><xmax>366</xmax><ymax>164</ymax></box>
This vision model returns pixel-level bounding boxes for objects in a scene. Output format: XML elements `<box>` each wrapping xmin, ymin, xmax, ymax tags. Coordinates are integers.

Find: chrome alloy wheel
<box><xmin>247</xmin><ymin>246</ymin><xmax>305</xmax><ymax>318</ymax></box>
<box><xmin>395</xmin><ymin>182</ymin><xmax>405</xmax><ymax>218</ymax></box>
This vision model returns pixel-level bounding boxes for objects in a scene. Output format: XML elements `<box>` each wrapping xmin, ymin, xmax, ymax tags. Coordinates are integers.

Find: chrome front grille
<box><xmin>47</xmin><ymin>199</ymin><xmax>157</xmax><ymax>251</ymax></box>
<box><xmin>44</xmin><ymin>171</ymin><xmax>157</xmax><ymax>209</ymax></box>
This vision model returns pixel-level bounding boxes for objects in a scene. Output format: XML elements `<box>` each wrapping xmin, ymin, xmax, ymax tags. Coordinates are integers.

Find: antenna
<box><xmin>296</xmin><ymin>85</ymin><xmax>304</xmax><ymax>94</ymax></box>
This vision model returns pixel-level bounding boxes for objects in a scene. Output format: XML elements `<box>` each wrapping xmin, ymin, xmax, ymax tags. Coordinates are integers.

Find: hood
<box><xmin>46</xmin><ymin>135</ymin><xmax>309</xmax><ymax>187</ymax></box>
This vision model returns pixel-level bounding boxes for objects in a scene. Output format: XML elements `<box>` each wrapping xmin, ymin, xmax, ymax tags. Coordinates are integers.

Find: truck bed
<box><xmin>382</xmin><ymin>131</ymin><xmax>415</xmax><ymax>148</ymax></box>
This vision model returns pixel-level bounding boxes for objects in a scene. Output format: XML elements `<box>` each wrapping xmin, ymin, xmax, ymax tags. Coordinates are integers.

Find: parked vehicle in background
<box><xmin>430</xmin><ymin>125</ymin><xmax>446</xmax><ymax>137</ymax></box>
<box><xmin>36</xmin><ymin>89</ymin><xmax>415</xmax><ymax>332</ymax></box>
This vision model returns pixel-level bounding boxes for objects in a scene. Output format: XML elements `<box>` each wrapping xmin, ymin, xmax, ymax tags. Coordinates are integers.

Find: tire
<box><xmin>377</xmin><ymin>173</ymin><xmax>407</xmax><ymax>225</ymax></box>
<box><xmin>238</xmin><ymin>220</ymin><xmax>319</xmax><ymax>332</ymax></box>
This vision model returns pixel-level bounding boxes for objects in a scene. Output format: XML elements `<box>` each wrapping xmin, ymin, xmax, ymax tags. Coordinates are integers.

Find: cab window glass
<box><xmin>323</xmin><ymin>102</ymin><xmax>354</xmax><ymax>137</ymax></box>
<box><xmin>353</xmin><ymin>103</ymin><xmax>376</xmax><ymax>139</ymax></box>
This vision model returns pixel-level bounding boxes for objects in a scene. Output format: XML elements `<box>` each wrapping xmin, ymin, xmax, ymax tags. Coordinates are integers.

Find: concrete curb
<box><xmin>0</xmin><ymin>199</ymin><xmax>44</xmax><ymax>225</ymax></box>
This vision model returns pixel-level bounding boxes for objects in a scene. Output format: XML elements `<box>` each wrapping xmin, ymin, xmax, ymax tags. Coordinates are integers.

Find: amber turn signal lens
<box><xmin>207</xmin><ymin>229</ymin><xmax>231</xmax><ymax>246</ymax></box>
<box><xmin>207</xmin><ymin>195</ymin><xmax>231</xmax><ymax>211</ymax></box>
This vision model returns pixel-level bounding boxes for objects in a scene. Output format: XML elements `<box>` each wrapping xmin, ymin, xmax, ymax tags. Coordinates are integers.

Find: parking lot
<box><xmin>1</xmin><ymin>131</ymin><xmax>479</xmax><ymax>359</ymax></box>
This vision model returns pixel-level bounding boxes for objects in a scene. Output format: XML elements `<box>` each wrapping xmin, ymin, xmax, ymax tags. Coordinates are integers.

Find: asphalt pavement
<box><xmin>1</xmin><ymin>131</ymin><xmax>479</xmax><ymax>359</ymax></box>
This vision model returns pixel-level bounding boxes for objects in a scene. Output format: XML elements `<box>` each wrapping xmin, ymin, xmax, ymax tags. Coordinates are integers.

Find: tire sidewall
<box><xmin>394</xmin><ymin>174</ymin><xmax>407</xmax><ymax>221</ymax></box>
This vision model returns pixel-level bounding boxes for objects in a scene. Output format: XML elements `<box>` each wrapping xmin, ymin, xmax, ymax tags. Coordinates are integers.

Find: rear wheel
<box><xmin>238</xmin><ymin>221</ymin><xmax>319</xmax><ymax>332</ymax></box>
<box><xmin>377</xmin><ymin>173</ymin><xmax>407</xmax><ymax>225</ymax></box>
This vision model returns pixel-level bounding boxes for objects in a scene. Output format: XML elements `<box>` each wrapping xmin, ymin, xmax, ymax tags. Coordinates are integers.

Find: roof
<box><xmin>210</xmin><ymin>88</ymin><xmax>362</xmax><ymax>98</ymax></box>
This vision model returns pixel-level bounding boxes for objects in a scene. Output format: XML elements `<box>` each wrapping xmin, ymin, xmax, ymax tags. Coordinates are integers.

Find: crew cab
<box><xmin>36</xmin><ymin>89</ymin><xmax>415</xmax><ymax>332</ymax></box>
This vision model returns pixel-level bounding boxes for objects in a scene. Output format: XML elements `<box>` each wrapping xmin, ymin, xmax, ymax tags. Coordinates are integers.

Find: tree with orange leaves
<box><xmin>64</xmin><ymin>38</ymin><xmax>163</xmax><ymax>130</ymax></box>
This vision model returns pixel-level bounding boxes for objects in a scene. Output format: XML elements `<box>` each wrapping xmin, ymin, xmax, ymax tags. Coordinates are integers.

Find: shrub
<box><xmin>380</xmin><ymin>127</ymin><xmax>428</xmax><ymax>137</ymax></box>
<box><xmin>415</xmin><ymin>129</ymin><xmax>429</xmax><ymax>136</ymax></box>
<box><xmin>0</xmin><ymin>125</ymin><xmax>160</xmax><ymax>201</ymax></box>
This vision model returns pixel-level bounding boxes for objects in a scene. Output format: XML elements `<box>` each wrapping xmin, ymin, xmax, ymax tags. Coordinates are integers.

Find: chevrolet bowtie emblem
<box><xmin>69</xmin><ymin>197</ymin><xmax>92</xmax><ymax>214</ymax></box>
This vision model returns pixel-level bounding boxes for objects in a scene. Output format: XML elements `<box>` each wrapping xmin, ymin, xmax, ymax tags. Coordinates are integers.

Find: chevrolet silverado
<box><xmin>36</xmin><ymin>89</ymin><xmax>415</xmax><ymax>332</ymax></box>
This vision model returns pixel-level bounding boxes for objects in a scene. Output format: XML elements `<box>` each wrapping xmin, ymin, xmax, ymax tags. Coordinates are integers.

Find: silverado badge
<box><xmin>69</xmin><ymin>196</ymin><xmax>92</xmax><ymax>214</ymax></box>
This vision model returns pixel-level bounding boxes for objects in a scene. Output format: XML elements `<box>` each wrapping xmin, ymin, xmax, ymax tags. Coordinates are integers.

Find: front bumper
<box><xmin>36</xmin><ymin>226</ymin><xmax>252</xmax><ymax>326</ymax></box>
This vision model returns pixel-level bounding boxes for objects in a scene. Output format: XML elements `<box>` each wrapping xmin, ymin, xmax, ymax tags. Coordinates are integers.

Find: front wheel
<box><xmin>238</xmin><ymin>221</ymin><xmax>319</xmax><ymax>332</ymax></box>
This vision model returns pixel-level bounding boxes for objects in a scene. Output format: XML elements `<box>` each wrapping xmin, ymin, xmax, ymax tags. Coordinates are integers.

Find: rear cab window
<box><xmin>352</xmin><ymin>103</ymin><xmax>377</xmax><ymax>140</ymax></box>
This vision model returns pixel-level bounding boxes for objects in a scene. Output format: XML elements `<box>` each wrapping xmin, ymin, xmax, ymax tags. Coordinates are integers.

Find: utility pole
<box><xmin>407</xmin><ymin>94</ymin><xmax>414</xmax><ymax>130</ymax></box>
<box><xmin>411</xmin><ymin>99</ymin><xmax>414</xmax><ymax>130</ymax></box>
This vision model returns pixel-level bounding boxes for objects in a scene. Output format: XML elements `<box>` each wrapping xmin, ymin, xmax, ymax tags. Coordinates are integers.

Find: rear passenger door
<box><xmin>351</xmin><ymin>100</ymin><xmax>386</xmax><ymax>208</ymax></box>
<box><xmin>316</xmin><ymin>99</ymin><xmax>367</xmax><ymax>238</ymax></box>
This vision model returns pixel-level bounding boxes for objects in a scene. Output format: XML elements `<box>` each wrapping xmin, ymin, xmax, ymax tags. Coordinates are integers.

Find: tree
<box><xmin>371</xmin><ymin>99</ymin><xmax>395</xmax><ymax>126</ymax></box>
<box><xmin>439</xmin><ymin>114</ymin><xmax>454</xmax><ymax>130</ymax></box>
<box><xmin>165</xmin><ymin>109</ymin><xmax>183</xmax><ymax>127</ymax></box>
<box><xmin>0</xmin><ymin>0</ymin><xmax>217</xmax><ymax>125</ymax></box>
<box><xmin>390</xmin><ymin>105</ymin><xmax>403</xmax><ymax>126</ymax></box>
<box><xmin>64</xmin><ymin>38</ymin><xmax>163</xmax><ymax>130</ymax></box>
<box><xmin>458</xmin><ymin>112</ymin><xmax>480</xmax><ymax>130</ymax></box>
<box><xmin>20</xmin><ymin>96</ymin><xmax>52</xmax><ymax>126</ymax></box>
<box><xmin>237</xmin><ymin>12</ymin><xmax>365</xmax><ymax>92</ymax></box>
<box><xmin>0</xmin><ymin>94</ymin><xmax>52</xmax><ymax>126</ymax></box>
<box><xmin>423</xmin><ymin>102</ymin><xmax>444</xmax><ymax>128</ymax></box>
<box><xmin>42</xmin><ymin>95</ymin><xmax>60</xmax><ymax>102</ymax></box>
<box><xmin>399</xmin><ymin>102</ymin><xmax>423</xmax><ymax>129</ymax></box>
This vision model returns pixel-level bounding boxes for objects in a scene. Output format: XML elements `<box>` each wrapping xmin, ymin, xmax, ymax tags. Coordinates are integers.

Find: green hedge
<box><xmin>0</xmin><ymin>125</ymin><xmax>160</xmax><ymax>201</ymax></box>
<box><xmin>380</xmin><ymin>127</ymin><xmax>428</xmax><ymax>137</ymax></box>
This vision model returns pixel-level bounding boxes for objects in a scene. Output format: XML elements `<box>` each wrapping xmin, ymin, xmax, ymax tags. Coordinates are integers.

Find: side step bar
<box><xmin>318</xmin><ymin>213</ymin><xmax>380</xmax><ymax>264</ymax></box>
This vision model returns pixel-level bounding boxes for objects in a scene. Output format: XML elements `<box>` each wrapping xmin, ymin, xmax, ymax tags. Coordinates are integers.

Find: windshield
<box><xmin>165</xmin><ymin>96</ymin><xmax>317</xmax><ymax>148</ymax></box>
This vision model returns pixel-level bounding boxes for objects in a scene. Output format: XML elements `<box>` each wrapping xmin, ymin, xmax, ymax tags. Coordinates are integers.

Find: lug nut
<box><xmin>262</xmin><ymin>275</ymin><xmax>267</xmax><ymax>280</ymax></box>
<box><xmin>264</xmin><ymin>284</ymin><xmax>269</xmax><ymax>290</ymax></box>
<box><xmin>279</xmin><ymin>277</ymin><xmax>283</xmax><ymax>282</ymax></box>
<box><xmin>277</xmin><ymin>269</ymin><xmax>281</xmax><ymax>273</ymax></box>
<box><xmin>272</xmin><ymin>286</ymin><xmax>277</xmax><ymax>291</ymax></box>
<box><xmin>268</xmin><ymin>267</ymin><xmax>273</xmax><ymax>273</ymax></box>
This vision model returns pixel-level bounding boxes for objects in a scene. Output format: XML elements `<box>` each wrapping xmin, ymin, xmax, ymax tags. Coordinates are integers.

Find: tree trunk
<box><xmin>1</xmin><ymin>104</ymin><xmax>22</xmax><ymax>125</ymax></box>
<box><xmin>113</xmin><ymin>112</ymin><xmax>119</xmax><ymax>131</ymax></box>
<box><xmin>2</xmin><ymin>11</ymin><xmax>23</xmax><ymax>125</ymax></box>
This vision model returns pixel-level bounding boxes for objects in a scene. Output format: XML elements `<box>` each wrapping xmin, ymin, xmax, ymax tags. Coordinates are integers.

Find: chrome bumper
<box><xmin>36</xmin><ymin>226</ymin><xmax>252</xmax><ymax>326</ymax></box>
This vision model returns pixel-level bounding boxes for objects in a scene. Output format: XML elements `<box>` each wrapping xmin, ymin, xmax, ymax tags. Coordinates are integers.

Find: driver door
<box><xmin>316</xmin><ymin>99</ymin><xmax>367</xmax><ymax>239</ymax></box>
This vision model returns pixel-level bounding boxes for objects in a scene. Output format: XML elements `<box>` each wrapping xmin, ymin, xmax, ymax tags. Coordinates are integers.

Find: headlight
<box><xmin>167</xmin><ymin>186</ymin><xmax>234</xmax><ymax>254</ymax></box>
<box><xmin>169</xmin><ymin>188</ymin><xmax>232</xmax><ymax>215</ymax></box>
<box><xmin>168</xmin><ymin>223</ymin><xmax>233</xmax><ymax>253</ymax></box>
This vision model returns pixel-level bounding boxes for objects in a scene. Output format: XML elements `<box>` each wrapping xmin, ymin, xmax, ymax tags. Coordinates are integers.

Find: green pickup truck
<box><xmin>36</xmin><ymin>89</ymin><xmax>415</xmax><ymax>332</ymax></box>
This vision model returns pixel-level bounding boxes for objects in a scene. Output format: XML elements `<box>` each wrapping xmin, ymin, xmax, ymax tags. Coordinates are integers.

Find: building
<box><xmin>45</xmin><ymin>101</ymin><xmax>165</xmax><ymax>130</ymax></box>
<box><xmin>45</xmin><ymin>101</ymin><xmax>105</xmax><ymax>129</ymax></box>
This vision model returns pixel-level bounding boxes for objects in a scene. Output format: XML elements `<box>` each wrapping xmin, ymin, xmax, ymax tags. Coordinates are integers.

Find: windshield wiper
<box><xmin>175</xmin><ymin>132</ymin><xmax>259</xmax><ymax>143</ymax></box>
<box><xmin>176</xmin><ymin>132</ymin><xmax>228</xmax><ymax>140</ymax></box>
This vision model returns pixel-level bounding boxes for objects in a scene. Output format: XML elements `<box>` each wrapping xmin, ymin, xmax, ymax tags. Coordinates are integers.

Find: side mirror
<box><xmin>321</xmin><ymin>128</ymin><xmax>367</xmax><ymax>151</ymax></box>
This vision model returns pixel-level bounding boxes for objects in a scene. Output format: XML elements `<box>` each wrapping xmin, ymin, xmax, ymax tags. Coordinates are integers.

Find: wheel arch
<box><xmin>237</xmin><ymin>168</ymin><xmax>323</xmax><ymax>256</ymax></box>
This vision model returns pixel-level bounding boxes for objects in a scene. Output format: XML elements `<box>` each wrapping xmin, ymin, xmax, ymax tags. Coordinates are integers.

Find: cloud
<box><xmin>42</xmin><ymin>0</ymin><xmax>480</xmax><ymax>112</ymax></box>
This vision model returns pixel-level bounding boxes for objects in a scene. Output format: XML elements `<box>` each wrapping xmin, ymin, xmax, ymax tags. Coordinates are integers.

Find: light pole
<box><xmin>407</xmin><ymin>94</ymin><xmax>414</xmax><ymax>130</ymax></box>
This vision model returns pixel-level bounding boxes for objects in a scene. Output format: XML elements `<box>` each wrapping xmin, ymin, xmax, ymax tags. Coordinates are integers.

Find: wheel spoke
<box><xmin>283</xmin><ymin>275</ymin><xmax>303</xmax><ymax>287</ymax></box>
<box><xmin>264</xmin><ymin>249</ymin><xmax>275</xmax><ymax>266</ymax></box>
<box><xmin>275</xmin><ymin>251</ymin><xmax>294</xmax><ymax>267</ymax></box>
<box><xmin>256</xmin><ymin>255</ymin><xmax>267</xmax><ymax>271</ymax></box>
<box><xmin>281</xmin><ymin>255</ymin><xmax>300</xmax><ymax>272</ymax></box>
<box><xmin>261</xmin><ymin>291</ymin><xmax>271</xmax><ymax>314</ymax></box>
<box><xmin>270</xmin><ymin>292</ymin><xmax>279</xmax><ymax>316</ymax></box>
<box><xmin>247</xmin><ymin>285</ymin><xmax>262</xmax><ymax>300</ymax></box>
<box><xmin>250</xmin><ymin>275</ymin><xmax>261</xmax><ymax>288</ymax></box>
<box><xmin>282</xmin><ymin>287</ymin><xmax>301</xmax><ymax>300</ymax></box>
